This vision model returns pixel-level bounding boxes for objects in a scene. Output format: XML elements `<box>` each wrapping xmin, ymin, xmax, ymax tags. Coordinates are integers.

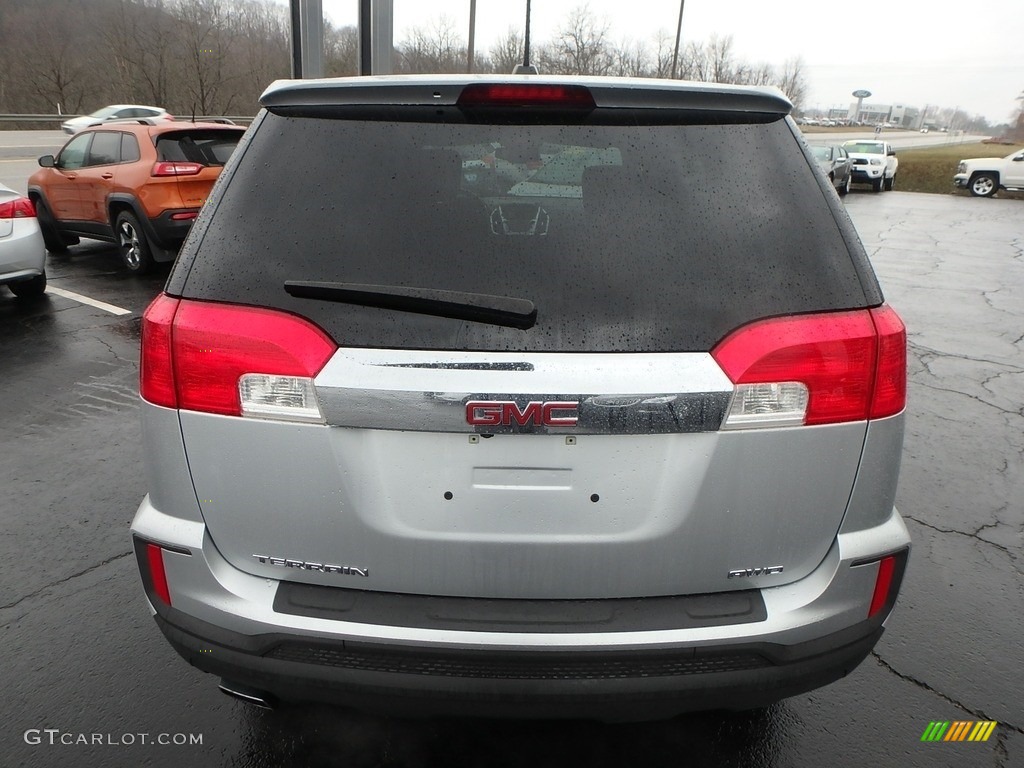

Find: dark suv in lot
<box><xmin>133</xmin><ymin>75</ymin><xmax>909</xmax><ymax>720</ymax></box>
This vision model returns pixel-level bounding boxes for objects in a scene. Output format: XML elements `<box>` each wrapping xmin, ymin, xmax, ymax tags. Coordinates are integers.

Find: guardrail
<box><xmin>0</xmin><ymin>114</ymin><xmax>255</xmax><ymax>124</ymax></box>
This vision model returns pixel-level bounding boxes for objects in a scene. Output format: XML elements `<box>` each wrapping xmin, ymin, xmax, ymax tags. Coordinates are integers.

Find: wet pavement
<box><xmin>1</xmin><ymin>190</ymin><xmax>1021</xmax><ymax>767</ymax></box>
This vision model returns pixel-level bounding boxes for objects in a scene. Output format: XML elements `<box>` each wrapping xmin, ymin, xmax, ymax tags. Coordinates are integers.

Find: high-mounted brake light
<box><xmin>712</xmin><ymin>307</ymin><xmax>906</xmax><ymax>428</ymax></box>
<box><xmin>457</xmin><ymin>84</ymin><xmax>596</xmax><ymax>109</ymax></box>
<box><xmin>152</xmin><ymin>161</ymin><xmax>203</xmax><ymax>177</ymax></box>
<box><xmin>140</xmin><ymin>295</ymin><xmax>337</xmax><ymax>420</ymax></box>
<box><xmin>0</xmin><ymin>197</ymin><xmax>36</xmax><ymax>219</ymax></box>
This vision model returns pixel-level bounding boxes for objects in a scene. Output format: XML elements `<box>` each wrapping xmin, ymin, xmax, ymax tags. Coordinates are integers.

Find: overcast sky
<box><xmin>315</xmin><ymin>0</ymin><xmax>1022</xmax><ymax>123</ymax></box>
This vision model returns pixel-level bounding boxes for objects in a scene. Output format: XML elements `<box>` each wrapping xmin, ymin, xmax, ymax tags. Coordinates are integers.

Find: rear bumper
<box><xmin>0</xmin><ymin>221</ymin><xmax>46</xmax><ymax>283</ymax></box>
<box><xmin>147</xmin><ymin>210</ymin><xmax>198</xmax><ymax>253</ymax></box>
<box><xmin>131</xmin><ymin>495</ymin><xmax>910</xmax><ymax>719</ymax></box>
<box><xmin>153</xmin><ymin>603</ymin><xmax>889</xmax><ymax>719</ymax></box>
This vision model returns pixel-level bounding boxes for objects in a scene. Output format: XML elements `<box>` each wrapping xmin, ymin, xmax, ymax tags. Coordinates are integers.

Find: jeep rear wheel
<box><xmin>969</xmin><ymin>173</ymin><xmax>997</xmax><ymax>197</ymax></box>
<box><xmin>115</xmin><ymin>211</ymin><xmax>155</xmax><ymax>274</ymax></box>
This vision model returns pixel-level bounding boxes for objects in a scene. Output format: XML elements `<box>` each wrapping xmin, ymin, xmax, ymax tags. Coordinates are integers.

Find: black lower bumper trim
<box><xmin>152</xmin><ymin>606</ymin><xmax>885</xmax><ymax>720</ymax></box>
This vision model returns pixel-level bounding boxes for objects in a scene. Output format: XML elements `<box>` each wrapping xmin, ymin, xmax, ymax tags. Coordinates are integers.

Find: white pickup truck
<box><xmin>953</xmin><ymin>147</ymin><xmax>1024</xmax><ymax>197</ymax></box>
<box><xmin>842</xmin><ymin>140</ymin><xmax>898</xmax><ymax>192</ymax></box>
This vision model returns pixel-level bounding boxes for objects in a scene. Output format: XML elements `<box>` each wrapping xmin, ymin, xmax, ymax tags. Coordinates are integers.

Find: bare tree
<box><xmin>613</xmin><ymin>39</ymin><xmax>652</xmax><ymax>78</ymax></box>
<box><xmin>176</xmin><ymin>0</ymin><xmax>237</xmax><ymax>115</ymax></box>
<box><xmin>398</xmin><ymin>16</ymin><xmax>466</xmax><ymax>74</ymax></box>
<box><xmin>540</xmin><ymin>5</ymin><xmax>614</xmax><ymax>76</ymax></box>
<box><xmin>324</xmin><ymin>22</ymin><xmax>359</xmax><ymax>77</ymax></box>
<box><xmin>489</xmin><ymin>27</ymin><xmax>524</xmax><ymax>74</ymax></box>
<box><xmin>775</xmin><ymin>57</ymin><xmax>808</xmax><ymax>111</ymax></box>
<box><xmin>650</xmin><ymin>29</ymin><xmax>675</xmax><ymax>79</ymax></box>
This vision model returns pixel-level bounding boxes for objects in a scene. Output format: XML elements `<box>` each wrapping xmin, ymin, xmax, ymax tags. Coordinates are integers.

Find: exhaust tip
<box><xmin>218</xmin><ymin>679</ymin><xmax>276</xmax><ymax>710</ymax></box>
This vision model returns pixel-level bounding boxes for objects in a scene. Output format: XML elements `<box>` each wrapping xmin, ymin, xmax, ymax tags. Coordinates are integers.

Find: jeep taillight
<box><xmin>140</xmin><ymin>295</ymin><xmax>337</xmax><ymax>421</ymax></box>
<box><xmin>712</xmin><ymin>306</ymin><xmax>906</xmax><ymax>428</ymax></box>
<box><xmin>152</xmin><ymin>161</ymin><xmax>203</xmax><ymax>176</ymax></box>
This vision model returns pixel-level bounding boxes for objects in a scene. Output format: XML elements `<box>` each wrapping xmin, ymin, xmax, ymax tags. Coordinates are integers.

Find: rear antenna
<box><xmin>512</xmin><ymin>0</ymin><xmax>538</xmax><ymax>74</ymax></box>
<box><xmin>191</xmin><ymin>103</ymin><xmax>196</xmax><ymax>123</ymax></box>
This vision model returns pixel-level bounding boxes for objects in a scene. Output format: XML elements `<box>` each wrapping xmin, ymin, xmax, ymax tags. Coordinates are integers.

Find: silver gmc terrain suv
<box><xmin>132</xmin><ymin>75</ymin><xmax>910</xmax><ymax>720</ymax></box>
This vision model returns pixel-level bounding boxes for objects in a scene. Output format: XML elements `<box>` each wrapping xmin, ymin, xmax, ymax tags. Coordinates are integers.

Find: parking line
<box><xmin>47</xmin><ymin>286</ymin><xmax>132</xmax><ymax>316</ymax></box>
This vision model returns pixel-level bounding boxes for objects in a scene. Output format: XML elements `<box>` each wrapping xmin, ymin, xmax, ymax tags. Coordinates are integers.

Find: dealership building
<box><xmin>827</xmin><ymin>102</ymin><xmax>923</xmax><ymax>127</ymax></box>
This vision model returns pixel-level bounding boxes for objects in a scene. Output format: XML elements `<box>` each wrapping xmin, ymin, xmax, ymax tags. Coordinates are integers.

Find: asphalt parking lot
<box><xmin>1</xmin><ymin>144</ymin><xmax>1021</xmax><ymax>766</ymax></box>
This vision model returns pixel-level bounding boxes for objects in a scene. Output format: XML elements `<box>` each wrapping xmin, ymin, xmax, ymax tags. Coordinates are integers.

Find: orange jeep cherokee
<box><xmin>28</xmin><ymin>120</ymin><xmax>244</xmax><ymax>273</ymax></box>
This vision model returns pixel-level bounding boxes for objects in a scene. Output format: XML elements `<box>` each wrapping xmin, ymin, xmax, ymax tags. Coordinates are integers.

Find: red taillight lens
<box><xmin>140</xmin><ymin>294</ymin><xmax>181</xmax><ymax>408</ymax></box>
<box><xmin>868</xmin><ymin>305</ymin><xmax>907</xmax><ymax>419</ymax></box>
<box><xmin>868</xmin><ymin>555</ymin><xmax>897</xmax><ymax>618</ymax></box>
<box><xmin>0</xmin><ymin>197</ymin><xmax>36</xmax><ymax>218</ymax></box>
<box><xmin>457</xmin><ymin>84</ymin><xmax>596</xmax><ymax>108</ymax></box>
<box><xmin>170</xmin><ymin>211</ymin><xmax>198</xmax><ymax>221</ymax></box>
<box><xmin>152</xmin><ymin>161</ymin><xmax>203</xmax><ymax>176</ymax></box>
<box><xmin>712</xmin><ymin>306</ymin><xmax>906</xmax><ymax>426</ymax></box>
<box><xmin>169</xmin><ymin>299</ymin><xmax>336</xmax><ymax>416</ymax></box>
<box><xmin>146</xmin><ymin>543</ymin><xmax>172</xmax><ymax>606</ymax></box>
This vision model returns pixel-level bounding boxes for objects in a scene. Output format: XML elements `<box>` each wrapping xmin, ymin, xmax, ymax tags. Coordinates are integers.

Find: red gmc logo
<box><xmin>465</xmin><ymin>400</ymin><xmax>579</xmax><ymax>427</ymax></box>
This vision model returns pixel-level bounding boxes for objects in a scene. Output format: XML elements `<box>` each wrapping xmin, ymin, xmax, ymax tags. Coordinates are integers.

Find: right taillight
<box><xmin>712</xmin><ymin>306</ymin><xmax>906</xmax><ymax>428</ymax></box>
<box><xmin>140</xmin><ymin>294</ymin><xmax>337</xmax><ymax>421</ymax></box>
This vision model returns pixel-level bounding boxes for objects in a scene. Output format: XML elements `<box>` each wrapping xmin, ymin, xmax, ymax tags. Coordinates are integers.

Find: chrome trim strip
<box><xmin>316</xmin><ymin>388</ymin><xmax>730</xmax><ymax>434</ymax></box>
<box><xmin>315</xmin><ymin>349</ymin><xmax>733</xmax><ymax>434</ymax></box>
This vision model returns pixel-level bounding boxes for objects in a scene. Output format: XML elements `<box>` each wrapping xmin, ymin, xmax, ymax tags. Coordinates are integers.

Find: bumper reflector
<box><xmin>146</xmin><ymin>543</ymin><xmax>172</xmax><ymax>606</ymax></box>
<box><xmin>868</xmin><ymin>555</ymin><xmax>896</xmax><ymax>618</ymax></box>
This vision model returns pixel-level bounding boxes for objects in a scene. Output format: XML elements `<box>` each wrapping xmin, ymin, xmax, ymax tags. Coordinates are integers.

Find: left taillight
<box><xmin>140</xmin><ymin>294</ymin><xmax>337</xmax><ymax>421</ymax></box>
<box><xmin>0</xmin><ymin>197</ymin><xmax>36</xmax><ymax>219</ymax></box>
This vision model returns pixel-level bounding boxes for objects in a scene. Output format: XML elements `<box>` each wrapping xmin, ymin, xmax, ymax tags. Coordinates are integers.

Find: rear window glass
<box><xmin>174</xmin><ymin>112</ymin><xmax>876</xmax><ymax>353</ymax></box>
<box><xmin>156</xmin><ymin>129</ymin><xmax>243</xmax><ymax>165</ymax></box>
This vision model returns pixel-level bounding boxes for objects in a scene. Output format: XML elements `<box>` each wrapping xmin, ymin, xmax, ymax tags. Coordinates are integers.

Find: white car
<box><xmin>60</xmin><ymin>104</ymin><xmax>173</xmax><ymax>135</ymax></box>
<box><xmin>953</xmin><ymin>148</ymin><xmax>1024</xmax><ymax>197</ymax></box>
<box><xmin>0</xmin><ymin>184</ymin><xmax>46</xmax><ymax>299</ymax></box>
<box><xmin>843</xmin><ymin>140</ymin><xmax>899</xmax><ymax>192</ymax></box>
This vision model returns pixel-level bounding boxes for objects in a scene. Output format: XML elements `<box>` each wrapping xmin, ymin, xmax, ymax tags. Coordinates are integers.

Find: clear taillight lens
<box><xmin>721</xmin><ymin>382</ymin><xmax>809</xmax><ymax>429</ymax></box>
<box><xmin>239</xmin><ymin>374</ymin><xmax>323</xmax><ymax>423</ymax></box>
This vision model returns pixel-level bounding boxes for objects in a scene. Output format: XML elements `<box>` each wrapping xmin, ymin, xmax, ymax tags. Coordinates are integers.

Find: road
<box><xmin>0</xmin><ymin>136</ymin><xmax>1021</xmax><ymax>767</ymax></box>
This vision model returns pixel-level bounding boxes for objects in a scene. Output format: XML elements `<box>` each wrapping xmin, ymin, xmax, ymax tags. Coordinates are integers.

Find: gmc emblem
<box><xmin>465</xmin><ymin>400</ymin><xmax>579</xmax><ymax>427</ymax></box>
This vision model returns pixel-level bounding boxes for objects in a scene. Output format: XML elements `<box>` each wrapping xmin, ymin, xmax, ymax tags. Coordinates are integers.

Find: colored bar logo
<box><xmin>921</xmin><ymin>721</ymin><xmax>998</xmax><ymax>742</ymax></box>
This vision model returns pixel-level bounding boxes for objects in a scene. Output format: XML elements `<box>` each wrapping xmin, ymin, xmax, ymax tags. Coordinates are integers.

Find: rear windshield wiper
<box><xmin>284</xmin><ymin>281</ymin><xmax>537</xmax><ymax>330</ymax></box>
